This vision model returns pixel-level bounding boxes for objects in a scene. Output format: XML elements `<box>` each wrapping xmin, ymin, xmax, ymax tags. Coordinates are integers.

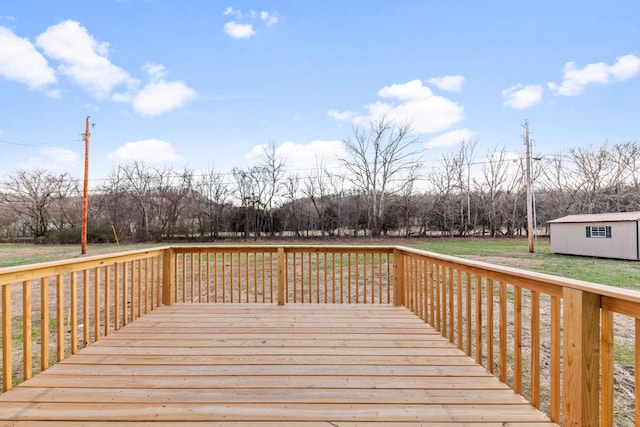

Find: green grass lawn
<box><xmin>405</xmin><ymin>238</ymin><xmax>640</xmax><ymax>290</ymax></box>
<box><xmin>0</xmin><ymin>243</ymin><xmax>163</xmax><ymax>268</ymax></box>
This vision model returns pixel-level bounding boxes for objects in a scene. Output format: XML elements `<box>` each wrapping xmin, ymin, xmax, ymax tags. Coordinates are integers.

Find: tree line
<box><xmin>1</xmin><ymin>118</ymin><xmax>639</xmax><ymax>243</ymax></box>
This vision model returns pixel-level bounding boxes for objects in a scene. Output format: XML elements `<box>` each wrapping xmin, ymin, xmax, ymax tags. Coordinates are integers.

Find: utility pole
<box><xmin>524</xmin><ymin>119</ymin><xmax>534</xmax><ymax>253</ymax></box>
<box><xmin>81</xmin><ymin>116</ymin><xmax>90</xmax><ymax>255</ymax></box>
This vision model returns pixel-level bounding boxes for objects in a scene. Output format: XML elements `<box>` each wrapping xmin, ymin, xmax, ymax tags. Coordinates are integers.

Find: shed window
<box><xmin>586</xmin><ymin>225</ymin><xmax>611</xmax><ymax>238</ymax></box>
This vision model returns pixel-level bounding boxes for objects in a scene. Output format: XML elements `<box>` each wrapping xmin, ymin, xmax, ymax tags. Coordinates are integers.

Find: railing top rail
<box><xmin>396</xmin><ymin>245</ymin><xmax>640</xmax><ymax>307</ymax></box>
<box><xmin>0</xmin><ymin>246</ymin><xmax>169</xmax><ymax>286</ymax></box>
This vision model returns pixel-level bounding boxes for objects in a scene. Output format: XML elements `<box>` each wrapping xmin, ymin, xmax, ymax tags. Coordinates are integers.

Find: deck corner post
<box><xmin>562</xmin><ymin>287</ymin><xmax>600</xmax><ymax>427</ymax></box>
<box><xmin>162</xmin><ymin>247</ymin><xmax>176</xmax><ymax>306</ymax></box>
<box><xmin>277</xmin><ymin>247</ymin><xmax>286</xmax><ymax>305</ymax></box>
<box><xmin>393</xmin><ymin>249</ymin><xmax>404</xmax><ymax>306</ymax></box>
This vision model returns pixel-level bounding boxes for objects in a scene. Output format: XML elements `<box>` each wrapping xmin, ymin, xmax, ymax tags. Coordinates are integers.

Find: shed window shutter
<box><xmin>606</xmin><ymin>226</ymin><xmax>612</xmax><ymax>238</ymax></box>
<box><xmin>586</xmin><ymin>226</ymin><xmax>590</xmax><ymax>237</ymax></box>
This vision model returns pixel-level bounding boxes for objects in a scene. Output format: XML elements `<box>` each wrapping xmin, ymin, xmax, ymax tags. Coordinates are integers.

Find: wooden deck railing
<box><xmin>1</xmin><ymin>244</ymin><xmax>639</xmax><ymax>426</ymax></box>
<box><xmin>0</xmin><ymin>248</ymin><xmax>166</xmax><ymax>392</ymax></box>
<box><xmin>169</xmin><ymin>246</ymin><xmax>393</xmax><ymax>305</ymax></box>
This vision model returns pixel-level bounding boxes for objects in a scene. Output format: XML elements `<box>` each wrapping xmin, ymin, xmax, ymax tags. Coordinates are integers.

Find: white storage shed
<box><xmin>548</xmin><ymin>211</ymin><xmax>640</xmax><ymax>260</ymax></box>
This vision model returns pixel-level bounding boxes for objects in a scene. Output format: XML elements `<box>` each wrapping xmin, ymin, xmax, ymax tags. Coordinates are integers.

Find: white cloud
<box><xmin>18</xmin><ymin>147</ymin><xmax>79</xmax><ymax>172</ymax></box>
<box><xmin>223</xmin><ymin>7</ymin><xmax>238</xmax><ymax>17</ymax></box>
<box><xmin>260</xmin><ymin>11</ymin><xmax>279</xmax><ymax>26</ymax></box>
<box><xmin>223</xmin><ymin>8</ymin><xmax>278</xmax><ymax>39</ymax></box>
<box><xmin>35</xmin><ymin>20</ymin><xmax>135</xmax><ymax>98</ymax></box>
<box><xmin>349</xmin><ymin>79</ymin><xmax>463</xmax><ymax>134</ymax></box>
<box><xmin>132</xmin><ymin>80</ymin><xmax>196</xmax><ymax>116</ymax></box>
<box><xmin>609</xmin><ymin>54</ymin><xmax>640</xmax><ymax>80</ymax></box>
<box><xmin>548</xmin><ymin>54</ymin><xmax>640</xmax><ymax>96</ymax></box>
<box><xmin>328</xmin><ymin>109</ymin><xmax>356</xmax><ymax>120</ymax></box>
<box><xmin>426</xmin><ymin>129</ymin><xmax>475</xmax><ymax>148</ymax></box>
<box><xmin>129</xmin><ymin>63</ymin><xmax>196</xmax><ymax>116</ymax></box>
<box><xmin>428</xmin><ymin>75</ymin><xmax>464</xmax><ymax>92</ymax></box>
<box><xmin>143</xmin><ymin>62</ymin><xmax>167</xmax><ymax>80</ymax></box>
<box><xmin>0</xmin><ymin>27</ymin><xmax>56</xmax><ymax>88</ymax></box>
<box><xmin>108</xmin><ymin>139</ymin><xmax>182</xmax><ymax>163</ymax></box>
<box><xmin>245</xmin><ymin>140</ymin><xmax>346</xmax><ymax>171</ymax></box>
<box><xmin>378</xmin><ymin>79</ymin><xmax>433</xmax><ymax>100</ymax></box>
<box><xmin>224</xmin><ymin>21</ymin><xmax>255</xmax><ymax>39</ymax></box>
<box><xmin>502</xmin><ymin>84</ymin><xmax>543</xmax><ymax>109</ymax></box>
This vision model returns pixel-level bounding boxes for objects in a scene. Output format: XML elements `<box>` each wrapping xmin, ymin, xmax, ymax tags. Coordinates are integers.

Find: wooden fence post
<box><xmin>562</xmin><ymin>287</ymin><xmax>600</xmax><ymax>427</ymax></box>
<box><xmin>162</xmin><ymin>247</ymin><xmax>175</xmax><ymax>306</ymax></box>
<box><xmin>393</xmin><ymin>249</ymin><xmax>404</xmax><ymax>306</ymax></box>
<box><xmin>277</xmin><ymin>247</ymin><xmax>286</xmax><ymax>305</ymax></box>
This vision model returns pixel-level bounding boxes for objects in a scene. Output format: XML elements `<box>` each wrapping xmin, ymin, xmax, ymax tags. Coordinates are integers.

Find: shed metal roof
<box><xmin>548</xmin><ymin>211</ymin><xmax>640</xmax><ymax>223</ymax></box>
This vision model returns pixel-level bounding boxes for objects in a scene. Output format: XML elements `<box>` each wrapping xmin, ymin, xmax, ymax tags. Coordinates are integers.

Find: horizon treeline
<box><xmin>1</xmin><ymin>120</ymin><xmax>639</xmax><ymax>244</ymax></box>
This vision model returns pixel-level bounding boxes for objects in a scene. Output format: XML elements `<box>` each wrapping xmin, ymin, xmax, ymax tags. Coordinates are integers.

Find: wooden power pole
<box><xmin>81</xmin><ymin>116</ymin><xmax>90</xmax><ymax>255</ymax></box>
<box><xmin>524</xmin><ymin>119</ymin><xmax>534</xmax><ymax>253</ymax></box>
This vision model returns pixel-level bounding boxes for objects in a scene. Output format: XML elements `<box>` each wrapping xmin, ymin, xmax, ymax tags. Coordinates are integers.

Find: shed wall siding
<box><xmin>550</xmin><ymin>221</ymin><xmax>639</xmax><ymax>260</ymax></box>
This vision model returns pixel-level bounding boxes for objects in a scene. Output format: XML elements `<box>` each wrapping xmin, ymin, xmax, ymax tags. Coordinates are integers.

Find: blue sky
<box><xmin>1</xmin><ymin>0</ymin><xmax>639</xmax><ymax>184</ymax></box>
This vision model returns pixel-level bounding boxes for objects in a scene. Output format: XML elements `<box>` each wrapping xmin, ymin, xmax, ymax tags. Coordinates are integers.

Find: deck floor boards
<box><xmin>0</xmin><ymin>304</ymin><xmax>556</xmax><ymax>426</ymax></box>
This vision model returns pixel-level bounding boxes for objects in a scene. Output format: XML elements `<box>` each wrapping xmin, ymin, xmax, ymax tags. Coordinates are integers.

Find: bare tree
<box><xmin>339</xmin><ymin>117</ymin><xmax>422</xmax><ymax>237</ymax></box>
<box><xmin>303</xmin><ymin>160</ymin><xmax>334</xmax><ymax>237</ymax></box>
<box><xmin>231</xmin><ymin>166</ymin><xmax>268</xmax><ymax>239</ymax></box>
<box><xmin>428</xmin><ymin>155</ymin><xmax>460</xmax><ymax>236</ymax></box>
<box><xmin>95</xmin><ymin>166</ymin><xmax>131</xmax><ymax>240</ymax></box>
<box><xmin>569</xmin><ymin>143</ymin><xmax>617</xmax><ymax>213</ymax></box>
<box><xmin>260</xmin><ymin>142</ymin><xmax>286</xmax><ymax>236</ymax></box>
<box><xmin>151</xmin><ymin>166</ymin><xmax>194</xmax><ymax>239</ymax></box>
<box><xmin>193</xmin><ymin>164</ymin><xmax>229</xmax><ymax>238</ymax></box>
<box><xmin>120</xmin><ymin>162</ymin><xmax>154</xmax><ymax>241</ymax></box>
<box><xmin>0</xmin><ymin>170</ymin><xmax>79</xmax><ymax>242</ymax></box>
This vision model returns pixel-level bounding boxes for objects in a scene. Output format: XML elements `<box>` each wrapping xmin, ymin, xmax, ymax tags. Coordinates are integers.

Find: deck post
<box><xmin>393</xmin><ymin>249</ymin><xmax>404</xmax><ymax>306</ymax></box>
<box><xmin>277</xmin><ymin>247</ymin><xmax>286</xmax><ymax>305</ymax></box>
<box><xmin>562</xmin><ymin>287</ymin><xmax>600</xmax><ymax>427</ymax></box>
<box><xmin>162</xmin><ymin>247</ymin><xmax>176</xmax><ymax>306</ymax></box>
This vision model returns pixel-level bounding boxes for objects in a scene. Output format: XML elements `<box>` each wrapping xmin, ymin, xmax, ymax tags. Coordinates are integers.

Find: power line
<box><xmin>0</xmin><ymin>138</ymin><xmax>82</xmax><ymax>147</ymax></box>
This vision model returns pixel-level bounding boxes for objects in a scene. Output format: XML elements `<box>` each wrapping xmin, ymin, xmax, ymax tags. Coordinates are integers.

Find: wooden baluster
<box><xmin>499</xmin><ymin>281</ymin><xmax>507</xmax><ymax>383</ymax></box>
<box><xmin>2</xmin><ymin>283</ymin><xmax>11</xmax><ymax>391</ymax></box>
<box><xmin>83</xmin><ymin>271</ymin><xmax>89</xmax><ymax>347</ymax></box>
<box><xmin>318</xmin><ymin>252</ymin><xmax>323</xmax><ymax>304</ymax></box>
<box><xmin>530</xmin><ymin>290</ymin><xmax>540</xmax><ymax>408</ymax></box>
<box><xmin>486</xmin><ymin>278</ymin><xmax>494</xmax><ymax>374</ymax></box>
<box><xmin>448</xmin><ymin>267</ymin><xmax>454</xmax><ymax>343</ymax></box>
<box><xmin>41</xmin><ymin>277</ymin><xmax>50</xmax><ymax>371</ymax></box>
<box><xmin>130</xmin><ymin>261</ymin><xmax>135</xmax><ymax>321</ymax></box>
<box><xmin>475</xmin><ymin>276</ymin><xmax>482</xmax><ymax>365</ymax></box>
<box><xmin>114</xmin><ymin>263</ymin><xmax>120</xmax><ymax>330</ymax></box>
<box><xmin>104</xmin><ymin>267</ymin><xmax>110</xmax><ymax>336</ymax></box>
<box><xmin>93</xmin><ymin>267</ymin><xmax>101</xmax><ymax>341</ymax></box>
<box><xmin>23</xmin><ymin>280</ymin><xmax>32</xmax><ymax>380</ymax></box>
<box><xmin>465</xmin><ymin>272</ymin><xmax>472</xmax><ymax>356</ymax></box>
<box><xmin>70</xmin><ymin>272</ymin><xmax>77</xmax><ymax>354</ymax></box>
<box><xmin>308</xmin><ymin>252</ymin><xmax>313</xmax><ymax>303</ymax></box>
<box><xmin>56</xmin><ymin>274</ymin><xmax>64</xmax><ymax>362</ymax></box>
<box><xmin>550</xmin><ymin>295</ymin><xmax>561</xmax><ymax>423</ymax></box>
<box><xmin>601</xmin><ymin>306</ymin><xmax>614</xmax><ymax>427</ymax></box>
<box><xmin>457</xmin><ymin>270</ymin><xmax>463</xmax><ymax>350</ymax></box>
<box><xmin>122</xmin><ymin>262</ymin><xmax>128</xmax><ymax>325</ymax></box>
<box><xmin>277</xmin><ymin>248</ymin><xmax>285</xmax><ymax>305</ymax></box>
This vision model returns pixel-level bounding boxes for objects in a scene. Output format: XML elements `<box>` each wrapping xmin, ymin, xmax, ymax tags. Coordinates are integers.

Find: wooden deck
<box><xmin>0</xmin><ymin>304</ymin><xmax>556</xmax><ymax>426</ymax></box>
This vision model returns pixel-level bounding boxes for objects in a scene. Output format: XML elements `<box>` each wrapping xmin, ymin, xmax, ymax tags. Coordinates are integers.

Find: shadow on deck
<box><xmin>0</xmin><ymin>304</ymin><xmax>555</xmax><ymax>426</ymax></box>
